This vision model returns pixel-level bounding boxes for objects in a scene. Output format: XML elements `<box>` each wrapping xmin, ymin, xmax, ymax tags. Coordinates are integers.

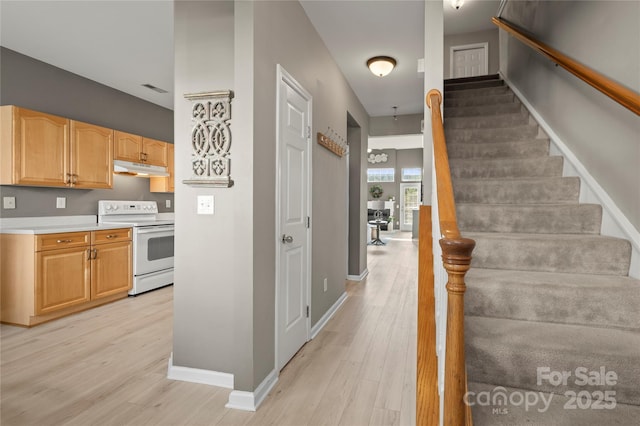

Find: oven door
<box><xmin>134</xmin><ymin>225</ymin><xmax>175</xmax><ymax>276</ymax></box>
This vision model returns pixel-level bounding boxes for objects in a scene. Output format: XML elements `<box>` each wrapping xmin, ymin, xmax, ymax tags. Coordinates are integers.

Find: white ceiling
<box><xmin>0</xmin><ymin>0</ymin><xmax>499</xmax><ymax>116</ymax></box>
<box><xmin>0</xmin><ymin>0</ymin><xmax>175</xmax><ymax>110</ymax></box>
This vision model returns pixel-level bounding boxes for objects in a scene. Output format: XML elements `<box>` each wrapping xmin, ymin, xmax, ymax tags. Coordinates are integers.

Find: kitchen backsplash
<box><xmin>0</xmin><ymin>174</ymin><xmax>174</xmax><ymax>218</ymax></box>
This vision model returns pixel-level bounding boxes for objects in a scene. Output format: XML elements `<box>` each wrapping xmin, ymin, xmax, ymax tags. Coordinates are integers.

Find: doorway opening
<box><xmin>347</xmin><ymin>113</ymin><xmax>364</xmax><ymax>279</ymax></box>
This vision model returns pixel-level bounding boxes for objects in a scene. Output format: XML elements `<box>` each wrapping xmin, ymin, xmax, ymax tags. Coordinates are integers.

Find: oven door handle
<box><xmin>136</xmin><ymin>225</ymin><xmax>175</xmax><ymax>234</ymax></box>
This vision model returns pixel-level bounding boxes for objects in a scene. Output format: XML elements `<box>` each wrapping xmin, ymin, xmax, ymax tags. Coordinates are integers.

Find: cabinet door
<box><xmin>167</xmin><ymin>143</ymin><xmax>175</xmax><ymax>192</ymax></box>
<box><xmin>91</xmin><ymin>241</ymin><xmax>132</xmax><ymax>299</ymax></box>
<box><xmin>142</xmin><ymin>138</ymin><xmax>168</xmax><ymax>167</ymax></box>
<box><xmin>13</xmin><ymin>107</ymin><xmax>69</xmax><ymax>186</ymax></box>
<box><xmin>36</xmin><ymin>246</ymin><xmax>91</xmax><ymax>315</ymax></box>
<box><xmin>114</xmin><ymin>131</ymin><xmax>143</xmax><ymax>163</ymax></box>
<box><xmin>70</xmin><ymin>121</ymin><xmax>113</xmax><ymax>189</ymax></box>
<box><xmin>149</xmin><ymin>143</ymin><xmax>174</xmax><ymax>193</ymax></box>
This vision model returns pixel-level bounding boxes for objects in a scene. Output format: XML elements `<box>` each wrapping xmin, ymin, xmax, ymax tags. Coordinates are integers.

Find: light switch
<box><xmin>56</xmin><ymin>197</ymin><xmax>66</xmax><ymax>209</ymax></box>
<box><xmin>197</xmin><ymin>195</ymin><xmax>214</xmax><ymax>215</ymax></box>
<box><xmin>166</xmin><ymin>200</ymin><xmax>171</xmax><ymax>208</ymax></box>
<box><xmin>3</xmin><ymin>196</ymin><xmax>16</xmax><ymax>209</ymax></box>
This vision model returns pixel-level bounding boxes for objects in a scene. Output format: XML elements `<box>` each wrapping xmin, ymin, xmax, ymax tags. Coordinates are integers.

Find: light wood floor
<box><xmin>1</xmin><ymin>231</ymin><xmax>418</xmax><ymax>426</ymax></box>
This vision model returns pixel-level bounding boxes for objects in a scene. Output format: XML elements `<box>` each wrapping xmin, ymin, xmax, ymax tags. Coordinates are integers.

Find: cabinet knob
<box><xmin>57</xmin><ymin>239</ymin><xmax>73</xmax><ymax>243</ymax></box>
<box><xmin>106</xmin><ymin>234</ymin><xmax>117</xmax><ymax>239</ymax></box>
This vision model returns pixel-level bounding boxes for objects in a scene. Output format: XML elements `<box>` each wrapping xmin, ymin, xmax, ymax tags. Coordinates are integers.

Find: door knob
<box><xmin>282</xmin><ymin>234</ymin><xmax>294</xmax><ymax>244</ymax></box>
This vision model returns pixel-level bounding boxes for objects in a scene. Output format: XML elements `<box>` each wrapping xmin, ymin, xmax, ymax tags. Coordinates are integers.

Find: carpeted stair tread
<box><xmin>444</xmin><ymin>93</ymin><xmax>516</xmax><ymax>108</ymax></box>
<box><xmin>465</xmin><ymin>232</ymin><xmax>632</xmax><ymax>275</ymax></box>
<box><xmin>453</xmin><ymin>177</ymin><xmax>580</xmax><ymax>204</ymax></box>
<box><xmin>446</xmin><ymin>123</ymin><xmax>539</xmax><ymax>143</ymax></box>
<box><xmin>469</xmin><ymin>381</ymin><xmax>640</xmax><ymax>425</ymax></box>
<box><xmin>444</xmin><ymin>102</ymin><xmax>522</xmax><ymax>117</ymax></box>
<box><xmin>444</xmin><ymin>78</ymin><xmax>504</xmax><ymax>92</ymax></box>
<box><xmin>447</xmin><ymin>139</ymin><xmax>550</xmax><ymax>159</ymax></box>
<box><xmin>445</xmin><ymin>84</ymin><xmax>509</xmax><ymax>98</ymax></box>
<box><xmin>465</xmin><ymin>316</ymin><xmax>640</xmax><ymax>405</ymax></box>
<box><xmin>444</xmin><ymin>74</ymin><xmax>501</xmax><ymax>86</ymax></box>
<box><xmin>465</xmin><ymin>268</ymin><xmax>640</xmax><ymax>330</ymax></box>
<box><xmin>457</xmin><ymin>203</ymin><xmax>602</xmax><ymax>234</ymax></box>
<box><xmin>450</xmin><ymin>156</ymin><xmax>563</xmax><ymax>178</ymax></box>
<box><xmin>446</xmin><ymin>77</ymin><xmax>640</xmax><ymax>420</ymax></box>
<box><xmin>444</xmin><ymin>111</ymin><xmax>530</xmax><ymax>129</ymax></box>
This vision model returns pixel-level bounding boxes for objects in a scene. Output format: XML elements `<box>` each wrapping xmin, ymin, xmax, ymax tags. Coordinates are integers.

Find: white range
<box><xmin>98</xmin><ymin>200</ymin><xmax>174</xmax><ymax>295</ymax></box>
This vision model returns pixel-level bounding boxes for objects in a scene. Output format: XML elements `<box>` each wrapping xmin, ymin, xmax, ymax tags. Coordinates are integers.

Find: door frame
<box><xmin>449</xmin><ymin>42</ymin><xmax>489</xmax><ymax>78</ymax></box>
<box><xmin>274</xmin><ymin>64</ymin><xmax>313</xmax><ymax>371</ymax></box>
<box><xmin>400</xmin><ymin>182</ymin><xmax>421</xmax><ymax>232</ymax></box>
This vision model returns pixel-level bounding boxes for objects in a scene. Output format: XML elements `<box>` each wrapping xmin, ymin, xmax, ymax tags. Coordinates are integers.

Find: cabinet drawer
<box><xmin>36</xmin><ymin>232</ymin><xmax>90</xmax><ymax>251</ymax></box>
<box><xmin>92</xmin><ymin>228</ymin><xmax>132</xmax><ymax>244</ymax></box>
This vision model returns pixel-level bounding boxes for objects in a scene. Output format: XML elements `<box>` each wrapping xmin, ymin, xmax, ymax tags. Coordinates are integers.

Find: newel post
<box><xmin>440</xmin><ymin>237</ymin><xmax>475</xmax><ymax>426</ymax></box>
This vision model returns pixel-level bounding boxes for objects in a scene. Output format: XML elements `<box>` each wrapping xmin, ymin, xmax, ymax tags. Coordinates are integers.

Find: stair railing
<box><xmin>493</xmin><ymin>17</ymin><xmax>640</xmax><ymax>116</ymax></box>
<box><xmin>427</xmin><ymin>89</ymin><xmax>475</xmax><ymax>425</ymax></box>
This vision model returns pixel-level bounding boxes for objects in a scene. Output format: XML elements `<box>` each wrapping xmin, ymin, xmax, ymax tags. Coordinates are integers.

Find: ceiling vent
<box><xmin>142</xmin><ymin>83</ymin><xmax>168</xmax><ymax>94</ymax></box>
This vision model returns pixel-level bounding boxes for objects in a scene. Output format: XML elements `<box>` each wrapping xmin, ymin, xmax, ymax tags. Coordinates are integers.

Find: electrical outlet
<box><xmin>166</xmin><ymin>199</ymin><xmax>171</xmax><ymax>208</ymax></box>
<box><xmin>323</xmin><ymin>278</ymin><xmax>328</xmax><ymax>292</ymax></box>
<box><xmin>56</xmin><ymin>197</ymin><xmax>66</xmax><ymax>209</ymax></box>
<box><xmin>3</xmin><ymin>196</ymin><xmax>16</xmax><ymax>209</ymax></box>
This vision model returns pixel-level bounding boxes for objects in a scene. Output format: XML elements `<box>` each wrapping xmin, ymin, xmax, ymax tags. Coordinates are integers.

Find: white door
<box><xmin>451</xmin><ymin>43</ymin><xmax>488</xmax><ymax>78</ymax></box>
<box><xmin>276</xmin><ymin>66</ymin><xmax>312</xmax><ymax>371</ymax></box>
<box><xmin>400</xmin><ymin>183</ymin><xmax>421</xmax><ymax>231</ymax></box>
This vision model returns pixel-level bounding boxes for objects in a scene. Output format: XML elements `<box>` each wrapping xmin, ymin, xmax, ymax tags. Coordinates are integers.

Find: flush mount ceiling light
<box><xmin>450</xmin><ymin>0</ymin><xmax>464</xmax><ymax>10</ymax></box>
<box><xmin>367</xmin><ymin>56</ymin><xmax>397</xmax><ymax>77</ymax></box>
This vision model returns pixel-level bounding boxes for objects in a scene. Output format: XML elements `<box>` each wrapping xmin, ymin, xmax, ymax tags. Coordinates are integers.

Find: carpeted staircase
<box><xmin>443</xmin><ymin>75</ymin><xmax>640</xmax><ymax>424</ymax></box>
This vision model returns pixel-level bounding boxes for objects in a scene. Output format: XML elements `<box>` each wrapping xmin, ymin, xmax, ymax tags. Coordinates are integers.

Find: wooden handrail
<box><xmin>493</xmin><ymin>17</ymin><xmax>640</xmax><ymax>116</ymax></box>
<box><xmin>426</xmin><ymin>89</ymin><xmax>475</xmax><ymax>425</ymax></box>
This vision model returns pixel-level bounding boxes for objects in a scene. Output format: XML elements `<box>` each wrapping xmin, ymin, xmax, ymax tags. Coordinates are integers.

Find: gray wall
<box><xmin>0</xmin><ymin>47</ymin><xmax>174</xmax><ymax>217</ymax></box>
<box><xmin>252</xmin><ymin>0</ymin><xmax>369</xmax><ymax>388</ymax></box>
<box><xmin>444</xmin><ymin>28</ymin><xmax>500</xmax><ymax>79</ymax></box>
<box><xmin>369</xmin><ymin>113</ymin><xmax>422</xmax><ymax>136</ymax></box>
<box><xmin>172</xmin><ymin>0</ymin><xmax>241</xmax><ymax>385</ymax></box>
<box><xmin>173</xmin><ymin>0</ymin><xmax>369</xmax><ymax>393</ymax></box>
<box><xmin>501</xmin><ymin>0</ymin><xmax>640</xmax><ymax>231</ymax></box>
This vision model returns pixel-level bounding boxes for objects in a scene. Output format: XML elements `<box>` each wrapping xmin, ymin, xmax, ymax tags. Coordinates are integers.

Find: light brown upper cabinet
<box><xmin>70</xmin><ymin>121</ymin><xmax>114</xmax><ymax>189</ymax></box>
<box><xmin>114</xmin><ymin>131</ymin><xmax>168</xmax><ymax>167</ymax></box>
<box><xmin>150</xmin><ymin>143</ymin><xmax>175</xmax><ymax>193</ymax></box>
<box><xmin>0</xmin><ymin>106</ymin><xmax>113</xmax><ymax>188</ymax></box>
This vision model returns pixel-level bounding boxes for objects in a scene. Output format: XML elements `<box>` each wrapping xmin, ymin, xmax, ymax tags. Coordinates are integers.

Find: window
<box><xmin>401</xmin><ymin>167</ymin><xmax>422</xmax><ymax>182</ymax></box>
<box><xmin>367</xmin><ymin>168</ymin><xmax>395</xmax><ymax>183</ymax></box>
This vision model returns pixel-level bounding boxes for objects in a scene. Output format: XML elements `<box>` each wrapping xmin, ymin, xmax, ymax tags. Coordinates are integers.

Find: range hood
<box><xmin>113</xmin><ymin>160</ymin><xmax>169</xmax><ymax>177</ymax></box>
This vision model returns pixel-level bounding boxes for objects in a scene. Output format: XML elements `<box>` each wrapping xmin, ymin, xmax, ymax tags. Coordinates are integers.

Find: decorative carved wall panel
<box><xmin>183</xmin><ymin>90</ymin><xmax>234</xmax><ymax>187</ymax></box>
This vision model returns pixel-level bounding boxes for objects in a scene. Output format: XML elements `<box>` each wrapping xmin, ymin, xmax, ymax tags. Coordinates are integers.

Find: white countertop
<box><xmin>0</xmin><ymin>215</ymin><xmax>132</xmax><ymax>235</ymax></box>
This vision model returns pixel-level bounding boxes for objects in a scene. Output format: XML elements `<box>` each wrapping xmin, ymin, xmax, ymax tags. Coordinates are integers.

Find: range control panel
<box><xmin>98</xmin><ymin>200</ymin><xmax>159</xmax><ymax>216</ymax></box>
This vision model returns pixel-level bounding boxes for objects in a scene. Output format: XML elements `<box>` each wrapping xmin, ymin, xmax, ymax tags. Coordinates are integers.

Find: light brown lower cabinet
<box><xmin>1</xmin><ymin>228</ymin><xmax>132</xmax><ymax>326</ymax></box>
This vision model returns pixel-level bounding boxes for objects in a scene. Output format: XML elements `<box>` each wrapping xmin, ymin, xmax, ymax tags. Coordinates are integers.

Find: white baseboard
<box><xmin>310</xmin><ymin>291</ymin><xmax>347</xmax><ymax>339</ymax></box>
<box><xmin>346</xmin><ymin>268</ymin><xmax>369</xmax><ymax>282</ymax></box>
<box><xmin>225</xmin><ymin>369</ymin><xmax>278</xmax><ymax>412</ymax></box>
<box><xmin>502</xmin><ymin>73</ymin><xmax>640</xmax><ymax>278</ymax></box>
<box><xmin>167</xmin><ymin>353</ymin><xmax>234</xmax><ymax>389</ymax></box>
